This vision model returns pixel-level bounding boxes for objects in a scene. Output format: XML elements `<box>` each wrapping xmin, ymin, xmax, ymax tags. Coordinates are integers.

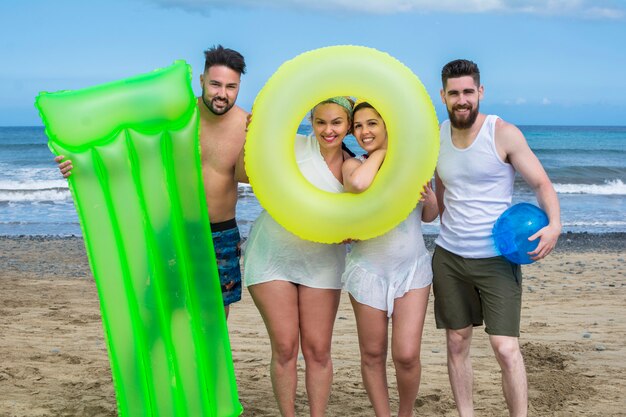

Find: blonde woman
<box><xmin>244</xmin><ymin>97</ymin><xmax>354</xmax><ymax>417</ymax></box>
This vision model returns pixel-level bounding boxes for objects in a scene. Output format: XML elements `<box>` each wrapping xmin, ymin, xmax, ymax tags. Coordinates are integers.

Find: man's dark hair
<box><xmin>441</xmin><ymin>59</ymin><xmax>480</xmax><ymax>88</ymax></box>
<box><xmin>204</xmin><ymin>45</ymin><xmax>246</xmax><ymax>75</ymax></box>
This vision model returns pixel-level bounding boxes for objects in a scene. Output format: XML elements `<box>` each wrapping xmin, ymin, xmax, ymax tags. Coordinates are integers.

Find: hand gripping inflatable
<box><xmin>35</xmin><ymin>61</ymin><xmax>242</xmax><ymax>417</ymax></box>
<box><xmin>493</xmin><ymin>203</ymin><xmax>549</xmax><ymax>265</ymax></box>
<box><xmin>245</xmin><ymin>45</ymin><xmax>439</xmax><ymax>243</ymax></box>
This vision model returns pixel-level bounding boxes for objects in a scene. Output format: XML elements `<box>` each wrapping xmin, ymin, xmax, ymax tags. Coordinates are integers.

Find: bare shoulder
<box><xmin>230</xmin><ymin>105</ymin><xmax>249</xmax><ymax>142</ymax></box>
<box><xmin>228</xmin><ymin>105</ymin><xmax>249</xmax><ymax>141</ymax></box>
<box><xmin>495</xmin><ymin>117</ymin><xmax>528</xmax><ymax>153</ymax></box>
<box><xmin>495</xmin><ymin>117</ymin><xmax>523</xmax><ymax>137</ymax></box>
<box><xmin>231</xmin><ymin>104</ymin><xmax>250</xmax><ymax>120</ymax></box>
<box><xmin>200</xmin><ymin>105</ymin><xmax>248</xmax><ymax>138</ymax></box>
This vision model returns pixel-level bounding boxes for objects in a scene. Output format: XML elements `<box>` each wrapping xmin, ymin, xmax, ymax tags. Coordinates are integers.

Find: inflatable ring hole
<box><xmin>294</xmin><ymin>99</ymin><xmax>359</xmax><ymax>190</ymax></box>
<box><xmin>301</xmin><ymin>104</ymin><xmax>362</xmax><ymax>155</ymax></box>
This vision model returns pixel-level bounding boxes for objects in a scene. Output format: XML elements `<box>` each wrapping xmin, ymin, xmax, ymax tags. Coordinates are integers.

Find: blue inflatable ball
<box><xmin>492</xmin><ymin>203</ymin><xmax>549</xmax><ymax>265</ymax></box>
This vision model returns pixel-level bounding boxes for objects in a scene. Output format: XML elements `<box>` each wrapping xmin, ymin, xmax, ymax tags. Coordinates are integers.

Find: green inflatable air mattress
<box><xmin>35</xmin><ymin>61</ymin><xmax>242</xmax><ymax>417</ymax></box>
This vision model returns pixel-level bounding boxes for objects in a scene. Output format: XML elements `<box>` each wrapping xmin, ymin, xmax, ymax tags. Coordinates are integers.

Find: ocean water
<box><xmin>1</xmin><ymin>125</ymin><xmax>624</xmax><ymax>237</ymax></box>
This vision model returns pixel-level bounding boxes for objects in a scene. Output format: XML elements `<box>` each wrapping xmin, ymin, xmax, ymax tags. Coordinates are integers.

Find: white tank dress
<box><xmin>342</xmin><ymin>205</ymin><xmax>432</xmax><ymax>317</ymax></box>
<box><xmin>243</xmin><ymin>134</ymin><xmax>346</xmax><ymax>289</ymax></box>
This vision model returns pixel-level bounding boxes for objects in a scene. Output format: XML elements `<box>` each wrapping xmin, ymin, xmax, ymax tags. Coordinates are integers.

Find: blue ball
<box><xmin>492</xmin><ymin>203</ymin><xmax>549</xmax><ymax>265</ymax></box>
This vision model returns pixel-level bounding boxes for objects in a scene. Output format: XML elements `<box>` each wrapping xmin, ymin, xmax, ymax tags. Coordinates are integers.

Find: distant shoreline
<box><xmin>2</xmin><ymin>232</ymin><xmax>624</xmax><ymax>254</ymax></box>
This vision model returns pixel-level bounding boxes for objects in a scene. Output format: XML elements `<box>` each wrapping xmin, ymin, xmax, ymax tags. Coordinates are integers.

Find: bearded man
<box><xmin>433</xmin><ymin>59</ymin><xmax>561</xmax><ymax>417</ymax></box>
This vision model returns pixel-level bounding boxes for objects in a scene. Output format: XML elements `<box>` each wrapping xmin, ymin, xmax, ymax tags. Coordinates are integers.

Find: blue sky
<box><xmin>1</xmin><ymin>0</ymin><xmax>625</xmax><ymax>126</ymax></box>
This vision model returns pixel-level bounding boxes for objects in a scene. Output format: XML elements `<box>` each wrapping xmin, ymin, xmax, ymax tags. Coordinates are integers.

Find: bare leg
<box><xmin>299</xmin><ymin>286</ymin><xmax>341</xmax><ymax>417</ymax></box>
<box><xmin>490</xmin><ymin>336</ymin><xmax>528</xmax><ymax>417</ymax></box>
<box><xmin>350</xmin><ymin>295</ymin><xmax>391</xmax><ymax>417</ymax></box>
<box><xmin>223</xmin><ymin>280</ymin><xmax>236</xmax><ymax>320</ymax></box>
<box><xmin>391</xmin><ymin>287</ymin><xmax>430</xmax><ymax>417</ymax></box>
<box><xmin>446</xmin><ymin>326</ymin><xmax>474</xmax><ymax>417</ymax></box>
<box><xmin>249</xmin><ymin>281</ymin><xmax>300</xmax><ymax>417</ymax></box>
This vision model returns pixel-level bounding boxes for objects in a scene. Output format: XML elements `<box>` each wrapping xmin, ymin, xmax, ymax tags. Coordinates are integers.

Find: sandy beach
<box><xmin>1</xmin><ymin>233</ymin><xmax>624</xmax><ymax>416</ymax></box>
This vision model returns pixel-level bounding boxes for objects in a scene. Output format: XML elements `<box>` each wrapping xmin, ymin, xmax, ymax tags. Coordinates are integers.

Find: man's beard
<box><xmin>448</xmin><ymin>102</ymin><xmax>479</xmax><ymax>130</ymax></box>
<box><xmin>202</xmin><ymin>90</ymin><xmax>234</xmax><ymax>116</ymax></box>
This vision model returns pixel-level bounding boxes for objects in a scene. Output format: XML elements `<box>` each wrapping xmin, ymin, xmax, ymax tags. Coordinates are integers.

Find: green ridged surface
<box><xmin>35</xmin><ymin>61</ymin><xmax>242</xmax><ymax>417</ymax></box>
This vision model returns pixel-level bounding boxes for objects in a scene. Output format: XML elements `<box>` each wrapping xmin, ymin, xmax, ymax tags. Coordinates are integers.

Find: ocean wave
<box><xmin>554</xmin><ymin>179</ymin><xmax>626</xmax><ymax>195</ymax></box>
<box><xmin>542</xmin><ymin>166</ymin><xmax>625</xmax><ymax>182</ymax></box>
<box><xmin>534</xmin><ymin>148</ymin><xmax>625</xmax><ymax>154</ymax></box>
<box><xmin>0</xmin><ymin>187</ymin><xmax>70</xmax><ymax>202</ymax></box>
<box><xmin>0</xmin><ymin>179</ymin><xmax>68</xmax><ymax>190</ymax></box>
<box><xmin>237</xmin><ymin>183</ymin><xmax>256</xmax><ymax>198</ymax></box>
<box><xmin>0</xmin><ymin>166</ymin><xmax>64</xmax><ymax>183</ymax></box>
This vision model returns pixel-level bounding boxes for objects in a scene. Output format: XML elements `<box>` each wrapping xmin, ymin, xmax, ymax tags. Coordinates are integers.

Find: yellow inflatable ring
<box><xmin>245</xmin><ymin>45</ymin><xmax>439</xmax><ymax>243</ymax></box>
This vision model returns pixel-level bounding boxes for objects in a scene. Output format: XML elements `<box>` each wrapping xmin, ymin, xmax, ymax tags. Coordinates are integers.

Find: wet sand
<box><xmin>1</xmin><ymin>233</ymin><xmax>624</xmax><ymax>416</ymax></box>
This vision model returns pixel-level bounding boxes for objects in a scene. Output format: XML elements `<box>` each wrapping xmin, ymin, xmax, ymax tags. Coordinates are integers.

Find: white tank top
<box><xmin>435</xmin><ymin>115</ymin><xmax>515</xmax><ymax>258</ymax></box>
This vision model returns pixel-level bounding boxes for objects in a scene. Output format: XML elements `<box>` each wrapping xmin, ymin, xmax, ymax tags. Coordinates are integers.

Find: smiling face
<box><xmin>441</xmin><ymin>75</ymin><xmax>483</xmax><ymax>129</ymax></box>
<box><xmin>353</xmin><ymin>106</ymin><xmax>388</xmax><ymax>154</ymax></box>
<box><xmin>200</xmin><ymin>65</ymin><xmax>241</xmax><ymax>115</ymax></box>
<box><xmin>311</xmin><ymin>103</ymin><xmax>351</xmax><ymax>152</ymax></box>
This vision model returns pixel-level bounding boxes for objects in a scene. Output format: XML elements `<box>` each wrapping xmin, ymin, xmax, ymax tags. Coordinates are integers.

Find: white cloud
<box><xmin>147</xmin><ymin>0</ymin><xmax>625</xmax><ymax>19</ymax></box>
<box><xmin>503</xmin><ymin>97</ymin><xmax>529</xmax><ymax>105</ymax></box>
<box><xmin>503</xmin><ymin>97</ymin><xmax>553</xmax><ymax>106</ymax></box>
<box><xmin>586</xmin><ymin>6</ymin><xmax>625</xmax><ymax>19</ymax></box>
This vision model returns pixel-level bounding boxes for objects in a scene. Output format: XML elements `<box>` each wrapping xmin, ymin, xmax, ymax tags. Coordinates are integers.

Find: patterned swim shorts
<box><xmin>211</xmin><ymin>218</ymin><xmax>242</xmax><ymax>306</ymax></box>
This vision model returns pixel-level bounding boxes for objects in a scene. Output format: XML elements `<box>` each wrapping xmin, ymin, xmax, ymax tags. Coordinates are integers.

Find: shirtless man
<box><xmin>56</xmin><ymin>45</ymin><xmax>249</xmax><ymax>318</ymax></box>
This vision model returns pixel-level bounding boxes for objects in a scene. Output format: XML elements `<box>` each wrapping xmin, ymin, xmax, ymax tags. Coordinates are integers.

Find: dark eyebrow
<box><xmin>355</xmin><ymin>118</ymin><xmax>378</xmax><ymax>124</ymax></box>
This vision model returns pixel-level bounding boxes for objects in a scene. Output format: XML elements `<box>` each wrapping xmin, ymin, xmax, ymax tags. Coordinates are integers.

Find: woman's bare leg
<box><xmin>249</xmin><ymin>281</ymin><xmax>300</xmax><ymax>417</ymax></box>
<box><xmin>350</xmin><ymin>295</ymin><xmax>391</xmax><ymax>417</ymax></box>
<box><xmin>391</xmin><ymin>286</ymin><xmax>430</xmax><ymax>417</ymax></box>
<box><xmin>299</xmin><ymin>286</ymin><xmax>341</xmax><ymax>417</ymax></box>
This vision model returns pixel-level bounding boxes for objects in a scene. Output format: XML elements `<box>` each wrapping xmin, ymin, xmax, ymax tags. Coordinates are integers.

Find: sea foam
<box><xmin>554</xmin><ymin>179</ymin><xmax>626</xmax><ymax>195</ymax></box>
<box><xmin>0</xmin><ymin>179</ymin><xmax>70</xmax><ymax>202</ymax></box>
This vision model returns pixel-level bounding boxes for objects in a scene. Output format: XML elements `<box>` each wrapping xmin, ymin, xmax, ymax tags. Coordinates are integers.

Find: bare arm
<box><xmin>498</xmin><ymin>121</ymin><xmax>561</xmax><ymax>260</ymax></box>
<box><xmin>342</xmin><ymin>149</ymin><xmax>386</xmax><ymax>193</ymax></box>
<box><xmin>234</xmin><ymin>146</ymin><xmax>248</xmax><ymax>184</ymax></box>
<box><xmin>420</xmin><ymin>180</ymin><xmax>438</xmax><ymax>223</ymax></box>
<box><xmin>234</xmin><ymin>112</ymin><xmax>252</xmax><ymax>184</ymax></box>
<box><xmin>434</xmin><ymin>171</ymin><xmax>446</xmax><ymax>222</ymax></box>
